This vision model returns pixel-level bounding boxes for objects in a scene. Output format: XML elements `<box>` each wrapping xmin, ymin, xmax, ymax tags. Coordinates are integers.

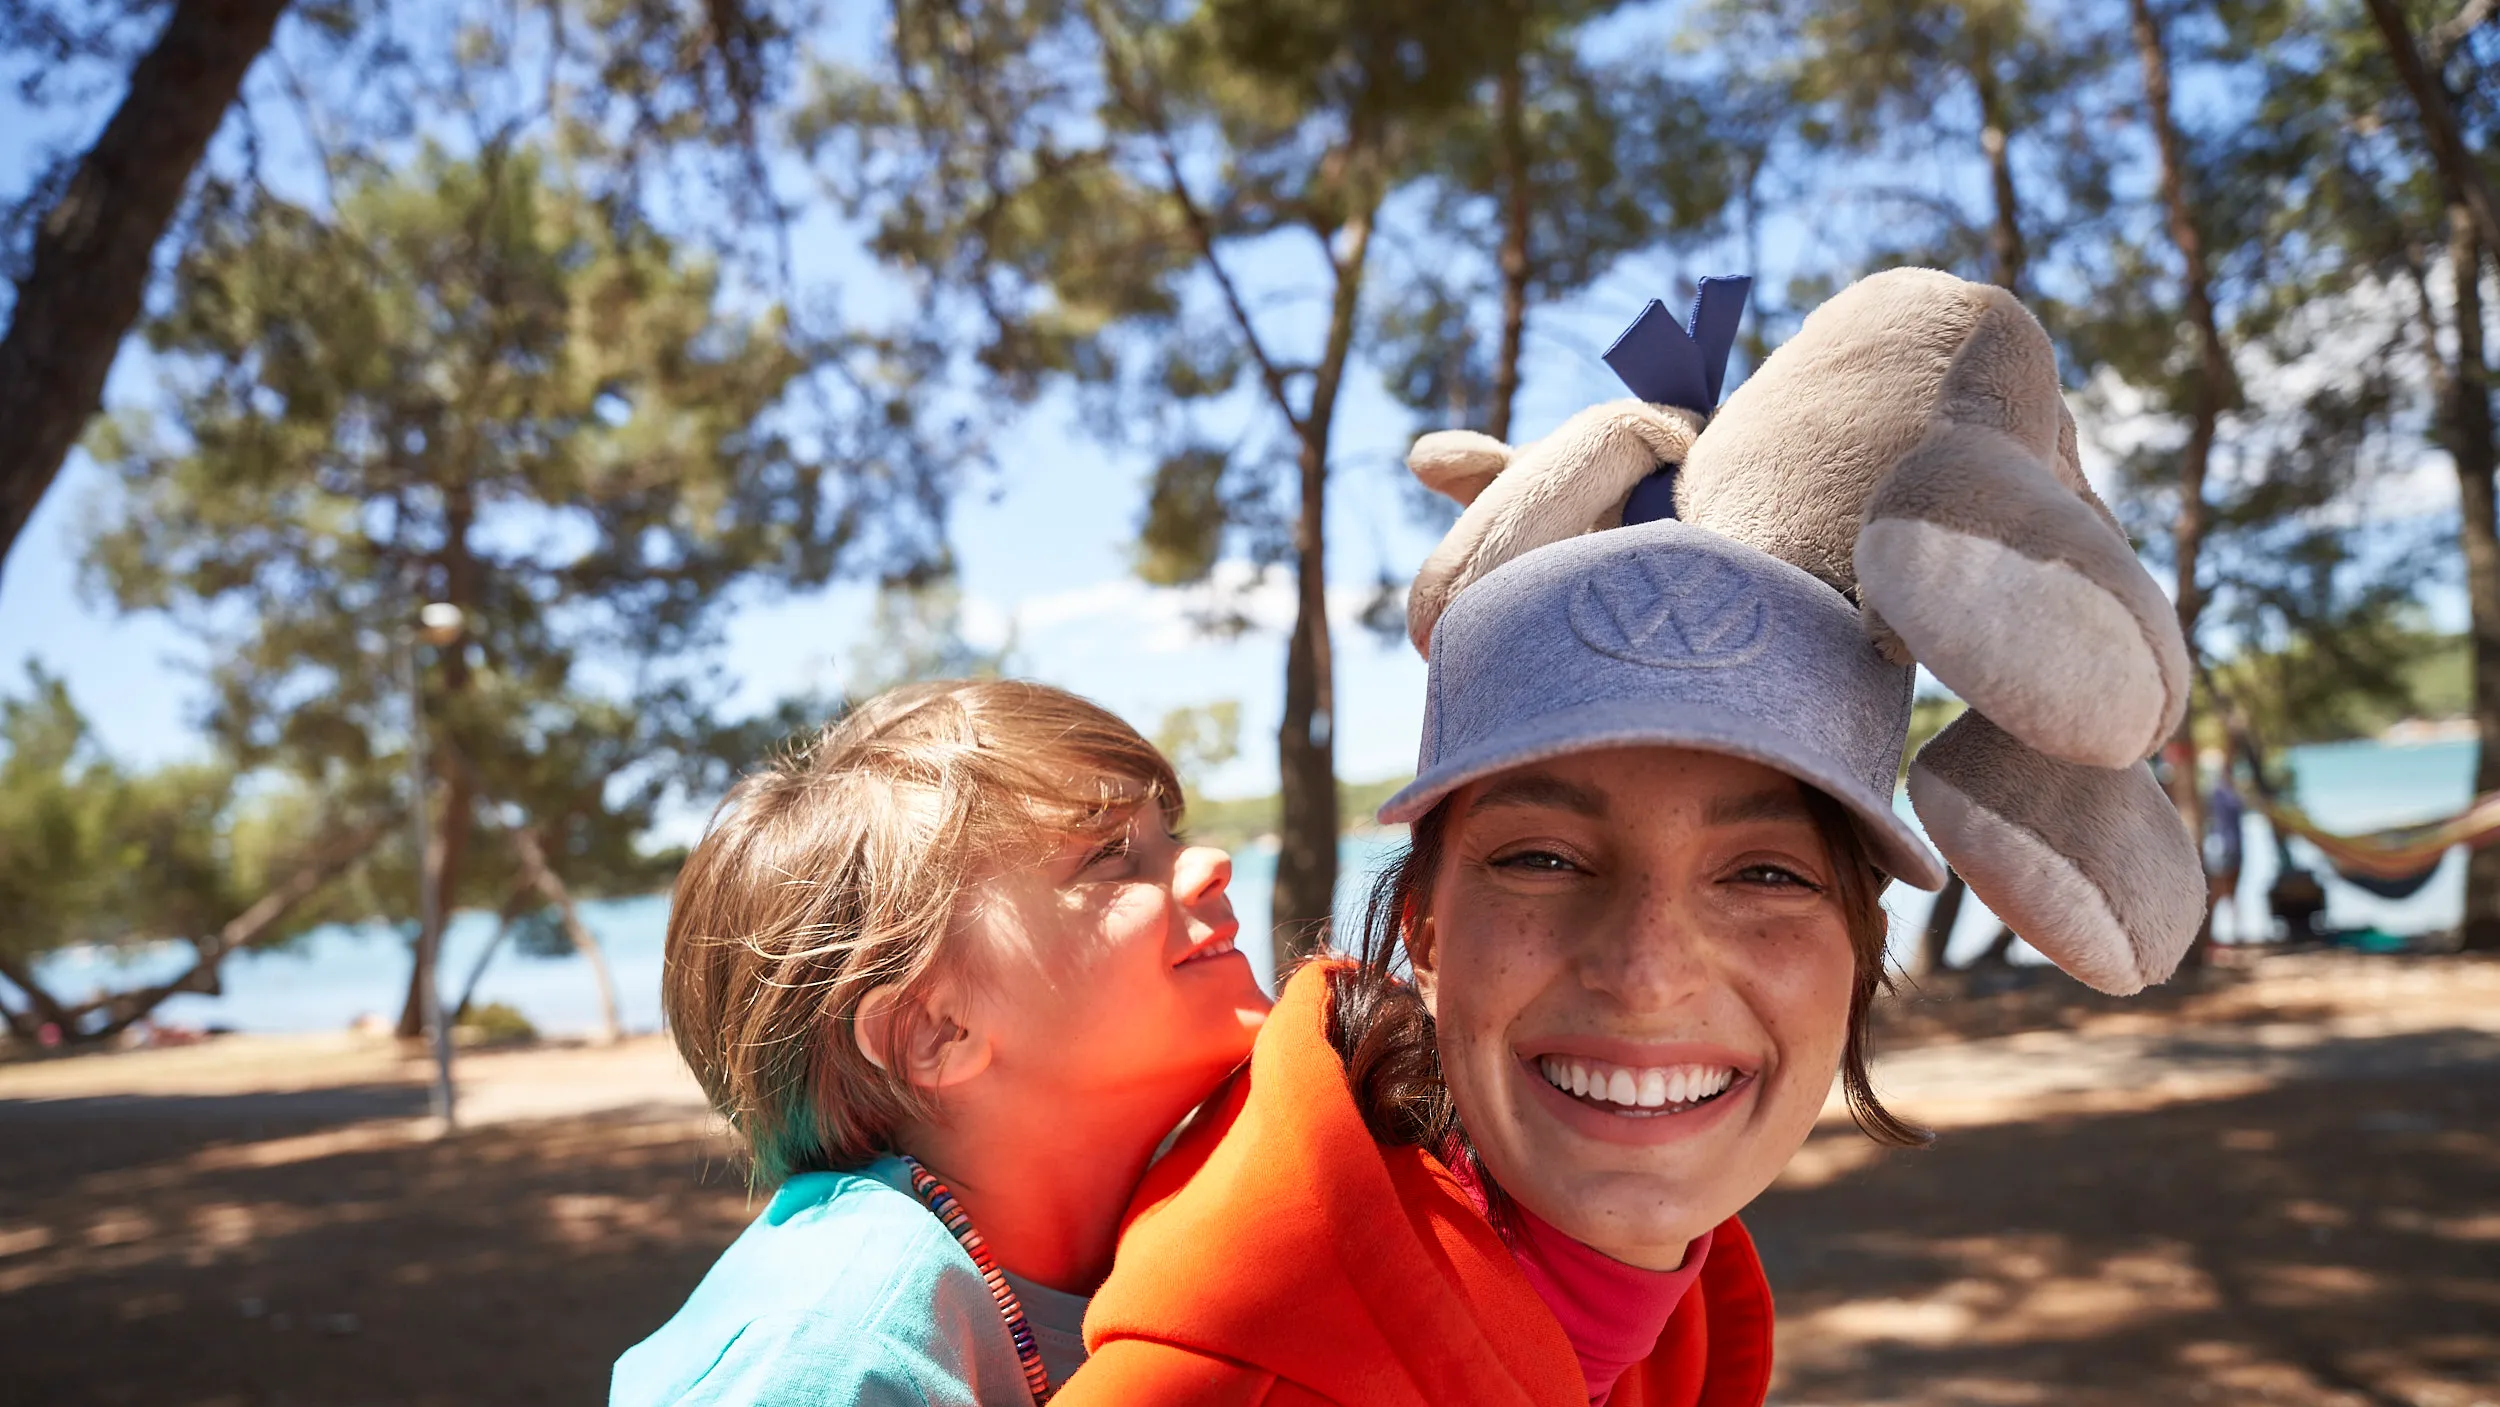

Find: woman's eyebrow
<box><xmin>1703</xmin><ymin>788</ymin><xmax>1816</xmax><ymax>828</ymax></box>
<box><xmin>1467</xmin><ymin>773</ymin><xmax>1607</xmax><ymax>818</ymax></box>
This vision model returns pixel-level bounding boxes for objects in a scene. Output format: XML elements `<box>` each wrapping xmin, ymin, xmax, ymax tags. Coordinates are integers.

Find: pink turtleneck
<box><xmin>1446</xmin><ymin>1153</ymin><xmax>1714</xmax><ymax>1406</ymax></box>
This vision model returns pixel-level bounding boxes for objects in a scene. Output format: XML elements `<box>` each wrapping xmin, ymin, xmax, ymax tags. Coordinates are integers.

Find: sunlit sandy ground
<box><xmin>2</xmin><ymin>950</ymin><xmax>2495</xmax><ymax>1406</ymax></box>
<box><xmin>1768</xmin><ymin>952</ymin><xmax>2500</xmax><ymax>1407</ymax></box>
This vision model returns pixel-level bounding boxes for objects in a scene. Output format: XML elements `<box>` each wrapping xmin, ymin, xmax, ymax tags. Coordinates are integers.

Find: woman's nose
<box><xmin>1577</xmin><ymin>893</ymin><xmax>1712</xmax><ymax>1011</ymax></box>
<box><xmin>1173</xmin><ymin>844</ymin><xmax>1234</xmax><ymax>908</ymax></box>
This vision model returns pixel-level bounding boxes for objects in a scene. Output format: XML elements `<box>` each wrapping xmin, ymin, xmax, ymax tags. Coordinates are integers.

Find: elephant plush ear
<box><xmin>1404</xmin><ymin>401</ymin><xmax>1704</xmax><ymax>657</ymax></box>
<box><xmin>1408</xmin><ymin>430</ymin><xmax>1512</xmax><ymax>506</ymax></box>
<box><xmin>1907</xmin><ymin>710</ymin><xmax>2206</xmax><ymax>996</ymax></box>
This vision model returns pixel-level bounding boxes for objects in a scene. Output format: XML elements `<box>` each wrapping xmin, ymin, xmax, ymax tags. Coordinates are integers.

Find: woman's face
<box><xmin>1413</xmin><ymin>746</ymin><xmax>1859</xmax><ymax>1269</ymax></box>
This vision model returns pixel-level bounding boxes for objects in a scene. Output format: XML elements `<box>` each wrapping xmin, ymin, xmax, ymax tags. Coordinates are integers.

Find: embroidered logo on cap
<box><xmin>1568</xmin><ymin>553</ymin><xmax>1769</xmax><ymax>668</ymax></box>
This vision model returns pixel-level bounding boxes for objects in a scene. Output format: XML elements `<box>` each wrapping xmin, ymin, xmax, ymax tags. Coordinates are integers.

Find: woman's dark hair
<box><xmin>1322</xmin><ymin>783</ymin><xmax>1931</xmax><ymax>1172</ymax></box>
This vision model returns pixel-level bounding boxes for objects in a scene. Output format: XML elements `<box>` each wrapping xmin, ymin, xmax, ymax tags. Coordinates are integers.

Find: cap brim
<box><xmin>1376</xmin><ymin>698</ymin><xmax>1947</xmax><ymax>891</ymax></box>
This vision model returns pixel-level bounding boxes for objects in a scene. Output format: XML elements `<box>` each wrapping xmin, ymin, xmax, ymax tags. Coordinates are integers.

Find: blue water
<box><xmin>35</xmin><ymin>738</ymin><xmax>2480</xmax><ymax>1035</ymax></box>
<box><xmin>34</xmin><ymin>838</ymin><xmax>1408</xmax><ymax>1039</ymax></box>
<box><xmin>1895</xmin><ymin>738</ymin><xmax>2481</xmax><ymax>965</ymax></box>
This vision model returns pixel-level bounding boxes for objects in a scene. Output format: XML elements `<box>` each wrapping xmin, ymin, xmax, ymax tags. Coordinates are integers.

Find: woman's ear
<box><xmin>1408</xmin><ymin>914</ymin><xmax>1441</xmax><ymax>1018</ymax></box>
<box><xmin>855</xmin><ymin>982</ymin><xmax>995</xmax><ymax>1090</ymax></box>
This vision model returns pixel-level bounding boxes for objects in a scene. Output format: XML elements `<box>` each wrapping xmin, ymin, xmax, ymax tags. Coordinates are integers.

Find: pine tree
<box><xmin>82</xmin><ymin>145</ymin><xmax>939</xmax><ymax>1033</ymax></box>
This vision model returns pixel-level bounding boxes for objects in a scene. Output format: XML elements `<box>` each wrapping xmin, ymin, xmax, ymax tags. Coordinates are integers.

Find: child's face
<box><xmin>956</xmin><ymin>798</ymin><xmax>1269</xmax><ymax>1119</ymax></box>
<box><xmin>1413</xmin><ymin>747</ymin><xmax>1856</xmax><ymax>1269</ymax></box>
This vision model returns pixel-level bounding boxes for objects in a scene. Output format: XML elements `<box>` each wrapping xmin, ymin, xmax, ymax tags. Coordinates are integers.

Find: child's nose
<box><xmin>1174</xmin><ymin>845</ymin><xmax>1233</xmax><ymax>906</ymax></box>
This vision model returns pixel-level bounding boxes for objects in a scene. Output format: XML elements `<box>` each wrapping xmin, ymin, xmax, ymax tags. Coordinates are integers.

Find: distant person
<box><xmin>2207</xmin><ymin>775</ymin><xmax>2246</xmax><ymax>938</ymax></box>
<box><xmin>612</xmin><ymin>680</ymin><xmax>1269</xmax><ymax>1407</ymax></box>
<box><xmin>1053</xmin><ymin>525</ymin><xmax>1944</xmax><ymax>1405</ymax></box>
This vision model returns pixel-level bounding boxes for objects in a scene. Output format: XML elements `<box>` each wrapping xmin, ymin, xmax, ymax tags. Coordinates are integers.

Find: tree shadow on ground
<box><xmin>6</xmin><ymin>1021</ymin><xmax>2497</xmax><ymax>1406</ymax></box>
<box><xmin>1750</xmin><ymin>1029</ymin><xmax>2500</xmax><ymax>1407</ymax></box>
<box><xmin>0</xmin><ymin>1094</ymin><xmax>753</xmax><ymax>1407</ymax></box>
<box><xmin>0</xmin><ymin>1087</ymin><xmax>434</xmax><ymax>1194</ymax></box>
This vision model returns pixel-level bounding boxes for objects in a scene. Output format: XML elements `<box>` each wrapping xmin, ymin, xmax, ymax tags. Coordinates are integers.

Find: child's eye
<box><xmin>1082</xmin><ymin>832</ymin><xmax>1135</xmax><ymax>870</ymax></box>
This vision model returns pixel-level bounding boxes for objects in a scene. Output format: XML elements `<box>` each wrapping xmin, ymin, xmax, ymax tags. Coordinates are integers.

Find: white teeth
<box><xmin>1536</xmin><ymin>1057</ymin><xmax>1741</xmax><ymax>1111</ymax></box>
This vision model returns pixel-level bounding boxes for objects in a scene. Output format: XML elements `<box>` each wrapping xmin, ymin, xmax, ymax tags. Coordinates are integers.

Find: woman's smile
<box><xmin>1513</xmin><ymin>1046</ymin><xmax>1760</xmax><ymax>1146</ymax></box>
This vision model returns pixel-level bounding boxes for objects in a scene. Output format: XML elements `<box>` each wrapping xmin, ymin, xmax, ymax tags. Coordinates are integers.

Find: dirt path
<box><xmin>1768</xmin><ymin>953</ymin><xmax>2500</xmax><ymax>1407</ymax></box>
<box><xmin>1</xmin><ymin>950</ymin><xmax>2494</xmax><ymax>1406</ymax></box>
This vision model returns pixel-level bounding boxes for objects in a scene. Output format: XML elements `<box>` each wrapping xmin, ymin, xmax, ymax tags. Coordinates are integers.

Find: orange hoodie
<box><xmin>1061</xmin><ymin>961</ymin><xmax>1775</xmax><ymax>1407</ymax></box>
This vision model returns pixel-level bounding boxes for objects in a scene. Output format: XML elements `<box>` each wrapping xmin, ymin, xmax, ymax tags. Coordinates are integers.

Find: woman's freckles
<box><xmin>1424</xmin><ymin>748</ymin><xmax>1862</xmax><ymax>1271</ymax></box>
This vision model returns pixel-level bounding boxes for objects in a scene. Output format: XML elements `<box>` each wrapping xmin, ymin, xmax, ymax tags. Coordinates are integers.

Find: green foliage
<box><xmin>2206</xmin><ymin>625</ymin><xmax>2463</xmax><ymax>750</ymax></box>
<box><xmin>1374</xmin><ymin>11</ymin><xmax>1741</xmax><ymax>434</ymax></box>
<box><xmin>1136</xmin><ymin>447</ymin><xmax>1234</xmax><ymax>586</ymax></box>
<box><xmin>1154</xmin><ymin>699</ymin><xmax>1243</xmax><ymax>800</ymax></box>
<box><xmin>1905</xmin><ymin>694</ymin><xmax>1967</xmax><ymax>776</ymax></box>
<box><xmin>814</xmin><ymin>0</ymin><xmax>1521</xmax><ymax>510</ymax></box>
<box><xmin>0</xmin><ymin>667</ymin><xmax>335</xmax><ymax>970</ymax></box>
<box><xmin>83</xmin><ymin>145</ymin><xmax>907</xmax><ymax>922</ymax></box>
<box><xmin>455</xmin><ymin>999</ymin><xmax>537</xmax><ymax>1043</ymax></box>
<box><xmin>1182</xmin><ymin>771</ymin><xmax>1411</xmax><ymax>851</ymax></box>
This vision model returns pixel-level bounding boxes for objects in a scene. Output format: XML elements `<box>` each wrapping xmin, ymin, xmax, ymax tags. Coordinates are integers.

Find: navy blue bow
<box><xmin>1605</xmin><ymin>276</ymin><xmax>1751</xmax><ymax>526</ymax></box>
<box><xmin>1603</xmin><ymin>275</ymin><xmax>1752</xmax><ymax>413</ymax></box>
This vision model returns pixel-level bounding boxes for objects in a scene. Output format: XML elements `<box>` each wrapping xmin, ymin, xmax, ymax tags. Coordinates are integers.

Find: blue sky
<box><xmin>2</xmin><ymin>0</ymin><xmax>2474</xmax><ymax>842</ymax></box>
<box><xmin>0</xmin><ymin>275</ymin><xmax>1673</xmax><ymax>802</ymax></box>
<box><xmin>0</xmin><ymin>0</ymin><xmax>1753</xmax><ymax>816</ymax></box>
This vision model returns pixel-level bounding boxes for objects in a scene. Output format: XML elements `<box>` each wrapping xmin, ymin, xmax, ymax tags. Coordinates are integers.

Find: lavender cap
<box><xmin>1380</xmin><ymin>520</ymin><xmax>1947</xmax><ymax>891</ymax></box>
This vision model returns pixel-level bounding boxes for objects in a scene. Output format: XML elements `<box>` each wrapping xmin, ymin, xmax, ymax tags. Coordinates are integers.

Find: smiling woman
<box><xmin>1361</xmin><ymin>748</ymin><xmax>1921</xmax><ymax>1269</ymax></box>
<box><xmin>1058</xmin><ymin>521</ymin><xmax>1950</xmax><ymax>1407</ymax></box>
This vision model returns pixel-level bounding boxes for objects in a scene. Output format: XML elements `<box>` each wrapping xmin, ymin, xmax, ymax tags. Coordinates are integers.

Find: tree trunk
<box><xmin>0</xmin><ymin>0</ymin><xmax>292</xmax><ymax>570</ymax></box>
<box><xmin>397</xmin><ymin>485</ymin><xmax>480</xmax><ymax>1037</ymax></box>
<box><xmin>1</xmin><ymin>818</ymin><xmax>379</xmax><ymax>1045</ymax></box>
<box><xmin>1915</xmin><ymin>871</ymin><xmax>1968</xmax><ymax>974</ymax></box>
<box><xmin>1971</xmin><ymin>40</ymin><xmax>2027</xmax><ymax>298</ymax></box>
<box><xmin>397</xmin><ymin>759</ymin><xmax>475</xmax><ymax>1036</ymax></box>
<box><xmin>2444</xmin><ymin>206</ymin><xmax>2500</xmax><ymax>952</ymax></box>
<box><xmin>76</xmin><ymin>819</ymin><xmax>383</xmax><ymax>1043</ymax></box>
<box><xmin>1271</xmin><ymin>186</ymin><xmax>1380</xmax><ymax>975</ymax></box>
<box><xmin>2367</xmin><ymin>0</ymin><xmax>2500</xmax><ymax>260</ymax></box>
<box><xmin>0</xmin><ymin>951</ymin><xmax>75</xmax><ymax>1041</ymax></box>
<box><xmin>511</xmin><ymin>827</ymin><xmax>623</xmax><ymax>1042</ymax></box>
<box><xmin>1488</xmin><ymin>48</ymin><xmax>1530</xmax><ymax>444</ymax></box>
<box><xmin>2131</xmin><ymin>0</ymin><xmax>2231</xmax><ymax>965</ymax></box>
<box><xmin>1970</xmin><ymin>923</ymin><xmax>2020</xmax><ymax>967</ymax></box>
<box><xmin>452</xmin><ymin>882</ymin><xmax>539</xmax><ymax>1025</ymax></box>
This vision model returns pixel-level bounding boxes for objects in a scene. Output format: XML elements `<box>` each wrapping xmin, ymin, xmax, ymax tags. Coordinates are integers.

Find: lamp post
<box><xmin>404</xmin><ymin>601</ymin><xmax>465</xmax><ymax>1134</ymax></box>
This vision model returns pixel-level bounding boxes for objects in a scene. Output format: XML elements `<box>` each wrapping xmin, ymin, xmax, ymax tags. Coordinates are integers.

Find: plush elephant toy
<box><xmin>1403</xmin><ymin>267</ymin><xmax>2205</xmax><ymax>995</ymax></box>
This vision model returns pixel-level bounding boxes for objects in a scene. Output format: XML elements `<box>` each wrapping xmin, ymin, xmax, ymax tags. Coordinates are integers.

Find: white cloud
<box><xmin>1004</xmin><ymin>560</ymin><xmax>1387</xmax><ymax>654</ymax></box>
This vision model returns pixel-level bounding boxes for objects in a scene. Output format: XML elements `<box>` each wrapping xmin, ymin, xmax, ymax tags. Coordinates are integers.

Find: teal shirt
<box><xmin>613</xmin><ymin>1159</ymin><xmax>1073</xmax><ymax>1407</ymax></box>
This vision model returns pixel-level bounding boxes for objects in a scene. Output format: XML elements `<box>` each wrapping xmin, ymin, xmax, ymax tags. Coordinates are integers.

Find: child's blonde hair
<box><xmin>664</xmin><ymin>678</ymin><xmax>1181</xmax><ymax>1182</ymax></box>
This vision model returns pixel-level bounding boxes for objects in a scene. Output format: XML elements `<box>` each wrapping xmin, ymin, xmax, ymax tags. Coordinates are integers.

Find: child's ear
<box><xmin>855</xmin><ymin>982</ymin><xmax>994</xmax><ymax>1090</ymax></box>
<box><xmin>1407</xmin><ymin>914</ymin><xmax>1440</xmax><ymax>1018</ymax></box>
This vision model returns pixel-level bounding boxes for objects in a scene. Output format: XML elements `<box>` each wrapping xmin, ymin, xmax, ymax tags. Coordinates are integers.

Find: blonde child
<box><xmin>612</xmin><ymin>680</ymin><xmax>1269</xmax><ymax>1407</ymax></box>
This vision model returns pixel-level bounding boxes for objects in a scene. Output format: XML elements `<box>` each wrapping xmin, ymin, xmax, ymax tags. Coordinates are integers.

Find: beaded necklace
<box><xmin>899</xmin><ymin>1154</ymin><xmax>1053</xmax><ymax>1403</ymax></box>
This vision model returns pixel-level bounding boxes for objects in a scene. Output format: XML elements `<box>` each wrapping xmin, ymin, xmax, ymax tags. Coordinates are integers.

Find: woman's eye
<box><xmin>1734</xmin><ymin>863</ymin><xmax>1819</xmax><ymax>891</ymax></box>
<box><xmin>1492</xmin><ymin>848</ymin><xmax>1580</xmax><ymax>874</ymax></box>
